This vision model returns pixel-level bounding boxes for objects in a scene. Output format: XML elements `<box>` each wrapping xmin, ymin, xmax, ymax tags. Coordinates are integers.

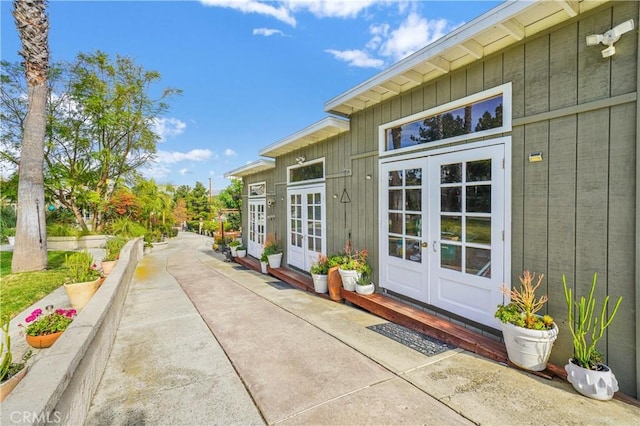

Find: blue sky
<box><xmin>1</xmin><ymin>0</ymin><xmax>502</xmax><ymax>190</ymax></box>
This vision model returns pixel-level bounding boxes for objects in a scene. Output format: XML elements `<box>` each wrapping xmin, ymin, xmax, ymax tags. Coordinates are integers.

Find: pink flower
<box><xmin>25</xmin><ymin>315</ymin><xmax>35</xmax><ymax>323</ymax></box>
<box><xmin>32</xmin><ymin>308</ymin><xmax>42</xmax><ymax>316</ymax></box>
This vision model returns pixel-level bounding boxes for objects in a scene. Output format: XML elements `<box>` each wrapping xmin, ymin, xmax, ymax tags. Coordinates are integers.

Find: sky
<box><xmin>1</xmin><ymin>0</ymin><xmax>503</xmax><ymax>190</ymax></box>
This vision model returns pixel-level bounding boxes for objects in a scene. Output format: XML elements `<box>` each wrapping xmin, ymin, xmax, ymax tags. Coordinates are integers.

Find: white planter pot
<box><xmin>565</xmin><ymin>360</ymin><xmax>619</xmax><ymax>400</ymax></box>
<box><xmin>267</xmin><ymin>253</ymin><xmax>282</xmax><ymax>268</ymax></box>
<box><xmin>338</xmin><ymin>269</ymin><xmax>360</xmax><ymax>292</ymax></box>
<box><xmin>260</xmin><ymin>261</ymin><xmax>268</xmax><ymax>274</ymax></box>
<box><xmin>7</xmin><ymin>236</ymin><xmax>15</xmax><ymax>246</ymax></box>
<box><xmin>237</xmin><ymin>249</ymin><xmax>247</xmax><ymax>258</ymax></box>
<box><xmin>356</xmin><ymin>282</ymin><xmax>375</xmax><ymax>295</ymax></box>
<box><xmin>230</xmin><ymin>246</ymin><xmax>238</xmax><ymax>257</ymax></box>
<box><xmin>501</xmin><ymin>321</ymin><xmax>558</xmax><ymax>371</ymax></box>
<box><xmin>312</xmin><ymin>274</ymin><xmax>328</xmax><ymax>293</ymax></box>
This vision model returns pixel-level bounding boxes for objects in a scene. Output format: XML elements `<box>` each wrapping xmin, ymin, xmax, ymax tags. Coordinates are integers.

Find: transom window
<box><xmin>248</xmin><ymin>182</ymin><xmax>266</xmax><ymax>197</ymax></box>
<box><xmin>287</xmin><ymin>158</ymin><xmax>325</xmax><ymax>184</ymax></box>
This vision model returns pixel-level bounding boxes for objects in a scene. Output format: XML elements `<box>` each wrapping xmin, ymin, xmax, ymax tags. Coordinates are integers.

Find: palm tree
<box><xmin>11</xmin><ymin>0</ymin><xmax>49</xmax><ymax>272</ymax></box>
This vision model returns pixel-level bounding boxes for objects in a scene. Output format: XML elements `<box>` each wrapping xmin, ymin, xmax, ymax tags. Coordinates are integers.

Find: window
<box><xmin>248</xmin><ymin>182</ymin><xmax>266</xmax><ymax>197</ymax></box>
<box><xmin>287</xmin><ymin>158</ymin><xmax>325</xmax><ymax>184</ymax></box>
<box><xmin>380</xmin><ymin>83</ymin><xmax>511</xmax><ymax>156</ymax></box>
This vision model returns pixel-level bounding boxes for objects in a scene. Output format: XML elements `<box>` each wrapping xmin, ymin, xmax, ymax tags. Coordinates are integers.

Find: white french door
<box><xmin>247</xmin><ymin>199</ymin><xmax>266</xmax><ymax>259</ymax></box>
<box><xmin>380</xmin><ymin>142</ymin><xmax>507</xmax><ymax>328</ymax></box>
<box><xmin>287</xmin><ymin>185</ymin><xmax>326</xmax><ymax>272</ymax></box>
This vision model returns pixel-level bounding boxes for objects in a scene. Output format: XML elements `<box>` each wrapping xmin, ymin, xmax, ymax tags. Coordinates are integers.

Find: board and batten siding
<box><xmin>333</xmin><ymin>1</ymin><xmax>637</xmax><ymax>396</ymax></box>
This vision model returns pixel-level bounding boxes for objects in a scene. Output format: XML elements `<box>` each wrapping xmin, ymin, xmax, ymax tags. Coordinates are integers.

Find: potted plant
<box><xmin>338</xmin><ymin>246</ymin><xmax>371</xmax><ymax>292</ymax></box>
<box><xmin>236</xmin><ymin>245</ymin><xmax>247</xmax><ymax>258</ymax></box>
<box><xmin>310</xmin><ymin>254</ymin><xmax>329</xmax><ymax>293</ymax></box>
<box><xmin>1</xmin><ymin>320</ymin><xmax>32</xmax><ymax>402</ymax></box>
<box><xmin>563</xmin><ymin>273</ymin><xmax>622</xmax><ymax>400</ymax></box>
<box><xmin>19</xmin><ymin>305</ymin><xmax>77</xmax><ymax>349</ymax></box>
<box><xmin>263</xmin><ymin>237</ymin><xmax>282</xmax><ymax>268</ymax></box>
<box><xmin>102</xmin><ymin>236</ymin><xmax>127</xmax><ymax>275</ymax></box>
<box><xmin>63</xmin><ymin>250</ymin><xmax>103</xmax><ymax>309</ymax></box>
<box><xmin>494</xmin><ymin>270</ymin><xmax>558</xmax><ymax>371</ymax></box>
<box><xmin>355</xmin><ymin>272</ymin><xmax>375</xmax><ymax>295</ymax></box>
<box><xmin>228</xmin><ymin>239</ymin><xmax>241</xmax><ymax>257</ymax></box>
<box><xmin>259</xmin><ymin>251</ymin><xmax>269</xmax><ymax>274</ymax></box>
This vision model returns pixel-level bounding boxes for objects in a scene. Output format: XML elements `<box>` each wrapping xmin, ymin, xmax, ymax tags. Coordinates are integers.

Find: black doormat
<box><xmin>266</xmin><ymin>280</ymin><xmax>297</xmax><ymax>290</ymax></box>
<box><xmin>367</xmin><ymin>322</ymin><xmax>456</xmax><ymax>357</ymax></box>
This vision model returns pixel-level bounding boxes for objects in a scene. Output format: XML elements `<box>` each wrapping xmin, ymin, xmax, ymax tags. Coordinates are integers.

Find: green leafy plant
<box><xmin>339</xmin><ymin>246</ymin><xmax>371</xmax><ymax>275</ymax></box>
<box><xmin>237</xmin><ymin>245</ymin><xmax>246</xmax><ymax>251</ymax></box>
<box><xmin>310</xmin><ymin>254</ymin><xmax>329</xmax><ymax>275</ymax></box>
<box><xmin>19</xmin><ymin>306</ymin><xmax>77</xmax><ymax>337</ymax></box>
<box><xmin>357</xmin><ymin>272</ymin><xmax>371</xmax><ymax>286</ymax></box>
<box><xmin>495</xmin><ymin>271</ymin><xmax>554</xmax><ymax>330</ymax></box>
<box><xmin>104</xmin><ymin>236</ymin><xmax>127</xmax><ymax>261</ymax></box>
<box><xmin>228</xmin><ymin>239</ymin><xmax>241</xmax><ymax>248</ymax></box>
<box><xmin>1</xmin><ymin>320</ymin><xmax>32</xmax><ymax>383</ymax></box>
<box><xmin>563</xmin><ymin>273</ymin><xmax>622</xmax><ymax>370</ymax></box>
<box><xmin>262</xmin><ymin>236</ymin><xmax>282</xmax><ymax>256</ymax></box>
<box><xmin>260</xmin><ymin>251</ymin><xmax>269</xmax><ymax>263</ymax></box>
<box><xmin>64</xmin><ymin>250</ymin><xmax>102</xmax><ymax>283</ymax></box>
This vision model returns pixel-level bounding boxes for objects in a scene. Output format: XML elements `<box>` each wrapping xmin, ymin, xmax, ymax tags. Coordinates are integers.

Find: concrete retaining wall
<box><xmin>1</xmin><ymin>238</ymin><xmax>143</xmax><ymax>425</ymax></box>
<box><xmin>47</xmin><ymin>235</ymin><xmax>109</xmax><ymax>251</ymax></box>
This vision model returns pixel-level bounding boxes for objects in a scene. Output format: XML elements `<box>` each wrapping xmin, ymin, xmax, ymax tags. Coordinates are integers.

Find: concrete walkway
<box><xmin>86</xmin><ymin>232</ymin><xmax>639</xmax><ymax>425</ymax></box>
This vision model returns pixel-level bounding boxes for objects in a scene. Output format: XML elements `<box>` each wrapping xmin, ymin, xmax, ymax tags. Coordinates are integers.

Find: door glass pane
<box><xmin>388</xmin><ymin>236</ymin><xmax>403</xmax><ymax>258</ymax></box>
<box><xmin>466</xmin><ymin>217</ymin><xmax>491</xmax><ymax>244</ymax></box>
<box><xmin>388</xmin><ymin>213</ymin><xmax>402</xmax><ymax>234</ymax></box>
<box><xmin>441</xmin><ymin>187</ymin><xmax>461</xmax><ymax>212</ymax></box>
<box><xmin>466</xmin><ymin>247</ymin><xmax>491</xmax><ymax>278</ymax></box>
<box><xmin>389</xmin><ymin>189</ymin><xmax>403</xmax><ymax>210</ymax></box>
<box><xmin>405</xmin><ymin>189</ymin><xmax>421</xmax><ymax>211</ymax></box>
<box><xmin>441</xmin><ymin>163</ymin><xmax>462</xmax><ymax>183</ymax></box>
<box><xmin>466</xmin><ymin>185</ymin><xmax>491</xmax><ymax>213</ymax></box>
<box><xmin>405</xmin><ymin>214</ymin><xmax>421</xmax><ymax>237</ymax></box>
<box><xmin>315</xmin><ymin>206</ymin><xmax>321</xmax><ymax>219</ymax></box>
<box><xmin>441</xmin><ymin>216</ymin><xmax>461</xmax><ymax>241</ymax></box>
<box><xmin>406</xmin><ymin>239</ymin><xmax>422</xmax><ymax>263</ymax></box>
<box><xmin>441</xmin><ymin>244</ymin><xmax>461</xmax><ymax>271</ymax></box>
<box><xmin>389</xmin><ymin>170</ymin><xmax>403</xmax><ymax>186</ymax></box>
<box><xmin>466</xmin><ymin>159</ymin><xmax>491</xmax><ymax>182</ymax></box>
<box><xmin>405</xmin><ymin>169</ymin><xmax>422</xmax><ymax>186</ymax></box>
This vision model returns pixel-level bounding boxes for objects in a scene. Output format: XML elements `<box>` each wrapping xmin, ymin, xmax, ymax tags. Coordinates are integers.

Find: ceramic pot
<box><xmin>0</xmin><ymin>366</ymin><xmax>28</xmax><ymax>401</ymax></box>
<box><xmin>565</xmin><ymin>359</ymin><xmax>619</xmax><ymax>400</ymax></box>
<box><xmin>230</xmin><ymin>246</ymin><xmax>238</xmax><ymax>257</ymax></box>
<box><xmin>312</xmin><ymin>274</ymin><xmax>328</xmax><ymax>293</ymax></box>
<box><xmin>7</xmin><ymin>236</ymin><xmax>15</xmax><ymax>246</ymax></box>
<box><xmin>338</xmin><ymin>269</ymin><xmax>360</xmax><ymax>292</ymax></box>
<box><xmin>267</xmin><ymin>253</ymin><xmax>282</xmax><ymax>268</ymax></box>
<box><xmin>260</xmin><ymin>261</ymin><xmax>268</xmax><ymax>274</ymax></box>
<box><xmin>101</xmin><ymin>260</ymin><xmax>117</xmax><ymax>275</ymax></box>
<box><xmin>237</xmin><ymin>249</ymin><xmax>247</xmax><ymax>258</ymax></box>
<box><xmin>64</xmin><ymin>278</ymin><xmax>101</xmax><ymax>309</ymax></box>
<box><xmin>356</xmin><ymin>282</ymin><xmax>375</xmax><ymax>295</ymax></box>
<box><xmin>26</xmin><ymin>331</ymin><xmax>63</xmax><ymax>349</ymax></box>
<box><xmin>501</xmin><ymin>321</ymin><xmax>558</xmax><ymax>371</ymax></box>
<box><xmin>327</xmin><ymin>266</ymin><xmax>343</xmax><ymax>302</ymax></box>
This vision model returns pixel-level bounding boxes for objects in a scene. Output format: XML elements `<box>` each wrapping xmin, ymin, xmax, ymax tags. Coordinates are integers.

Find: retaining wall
<box><xmin>1</xmin><ymin>238</ymin><xmax>143</xmax><ymax>425</ymax></box>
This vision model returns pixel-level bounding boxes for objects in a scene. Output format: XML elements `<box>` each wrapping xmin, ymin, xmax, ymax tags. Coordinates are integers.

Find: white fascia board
<box><xmin>259</xmin><ymin>116</ymin><xmax>350</xmax><ymax>158</ymax></box>
<box><xmin>324</xmin><ymin>0</ymin><xmax>536</xmax><ymax>113</ymax></box>
<box><xmin>224</xmin><ymin>159</ymin><xmax>275</xmax><ymax>179</ymax></box>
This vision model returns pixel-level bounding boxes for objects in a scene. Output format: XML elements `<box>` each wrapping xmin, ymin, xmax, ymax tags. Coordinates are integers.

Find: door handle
<box><xmin>421</xmin><ymin>242</ymin><xmax>428</xmax><ymax>248</ymax></box>
<box><xmin>433</xmin><ymin>240</ymin><xmax>437</xmax><ymax>252</ymax></box>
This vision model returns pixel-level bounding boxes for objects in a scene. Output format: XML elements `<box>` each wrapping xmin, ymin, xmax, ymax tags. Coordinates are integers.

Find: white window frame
<box><xmin>378</xmin><ymin>83</ymin><xmax>512</xmax><ymax>158</ymax></box>
<box><xmin>286</xmin><ymin>157</ymin><xmax>326</xmax><ymax>186</ymax></box>
<box><xmin>248</xmin><ymin>181</ymin><xmax>267</xmax><ymax>198</ymax></box>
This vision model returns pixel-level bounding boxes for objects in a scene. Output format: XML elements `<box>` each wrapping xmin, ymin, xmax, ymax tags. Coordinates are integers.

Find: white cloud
<box><xmin>286</xmin><ymin>0</ymin><xmax>376</xmax><ymax>19</ymax></box>
<box><xmin>179</xmin><ymin>168</ymin><xmax>190</xmax><ymax>175</ymax></box>
<box><xmin>325</xmin><ymin>49</ymin><xmax>384</xmax><ymax>68</ymax></box>
<box><xmin>253</xmin><ymin>27</ymin><xmax>285</xmax><ymax>37</ymax></box>
<box><xmin>224</xmin><ymin>149</ymin><xmax>237</xmax><ymax>157</ymax></box>
<box><xmin>155</xmin><ymin>149</ymin><xmax>212</xmax><ymax>164</ymax></box>
<box><xmin>199</xmin><ymin>0</ymin><xmax>296</xmax><ymax>26</ymax></box>
<box><xmin>379</xmin><ymin>13</ymin><xmax>449</xmax><ymax>61</ymax></box>
<box><xmin>141</xmin><ymin>163</ymin><xmax>171</xmax><ymax>180</ymax></box>
<box><xmin>151</xmin><ymin>117</ymin><xmax>187</xmax><ymax>142</ymax></box>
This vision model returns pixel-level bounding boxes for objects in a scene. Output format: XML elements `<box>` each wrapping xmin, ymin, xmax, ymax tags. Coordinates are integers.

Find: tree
<box><xmin>217</xmin><ymin>178</ymin><xmax>243</xmax><ymax>231</ymax></box>
<box><xmin>187</xmin><ymin>181</ymin><xmax>210</xmax><ymax>221</ymax></box>
<box><xmin>11</xmin><ymin>0</ymin><xmax>49</xmax><ymax>273</ymax></box>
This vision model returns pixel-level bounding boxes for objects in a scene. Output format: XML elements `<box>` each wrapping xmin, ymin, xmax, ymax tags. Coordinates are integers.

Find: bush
<box><xmin>47</xmin><ymin>223</ymin><xmax>77</xmax><ymax>237</ymax></box>
<box><xmin>105</xmin><ymin>236</ymin><xmax>128</xmax><ymax>261</ymax></box>
<box><xmin>106</xmin><ymin>218</ymin><xmax>147</xmax><ymax>238</ymax></box>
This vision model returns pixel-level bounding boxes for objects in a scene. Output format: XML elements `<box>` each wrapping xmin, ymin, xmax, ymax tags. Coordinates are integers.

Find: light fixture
<box><xmin>366</xmin><ymin>174</ymin><xmax>372</xmax><ymax>180</ymax></box>
<box><xmin>528</xmin><ymin>152</ymin><xmax>543</xmax><ymax>163</ymax></box>
<box><xmin>586</xmin><ymin>19</ymin><xmax>634</xmax><ymax>58</ymax></box>
<box><xmin>295</xmin><ymin>156</ymin><xmax>306</xmax><ymax>165</ymax></box>
<box><xmin>267</xmin><ymin>198</ymin><xmax>275</xmax><ymax>208</ymax></box>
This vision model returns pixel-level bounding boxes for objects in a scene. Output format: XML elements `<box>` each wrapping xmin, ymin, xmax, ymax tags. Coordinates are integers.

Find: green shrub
<box><xmin>47</xmin><ymin>223</ymin><xmax>76</xmax><ymax>237</ymax></box>
<box><xmin>104</xmin><ymin>236</ymin><xmax>128</xmax><ymax>261</ymax></box>
<box><xmin>107</xmin><ymin>218</ymin><xmax>146</xmax><ymax>238</ymax></box>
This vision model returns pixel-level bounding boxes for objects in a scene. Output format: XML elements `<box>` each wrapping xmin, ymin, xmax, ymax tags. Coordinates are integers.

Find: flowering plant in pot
<box><xmin>1</xmin><ymin>320</ymin><xmax>33</xmax><ymax>401</ymax></box>
<box><xmin>19</xmin><ymin>306</ymin><xmax>77</xmax><ymax>349</ymax></box>
<box><xmin>310</xmin><ymin>254</ymin><xmax>330</xmax><ymax>293</ymax></box>
<box><xmin>338</xmin><ymin>246</ymin><xmax>371</xmax><ymax>292</ymax></box>
<box><xmin>228</xmin><ymin>239</ymin><xmax>241</xmax><ymax>257</ymax></box>
<box><xmin>494</xmin><ymin>270</ymin><xmax>558</xmax><ymax>371</ymax></box>
<box><xmin>263</xmin><ymin>236</ymin><xmax>282</xmax><ymax>268</ymax></box>
<box><xmin>563</xmin><ymin>273</ymin><xmax>622</xmax><ymax>400</ymax></box>
<box><xmin>259</xmin><ymin>251</ymin><xmax>269</xmax><ymax>274</ymax></box>
<box><xmin>64</xmin><ymin>250</ymin><xmax>103</xmax><ymax>309</ymax></box>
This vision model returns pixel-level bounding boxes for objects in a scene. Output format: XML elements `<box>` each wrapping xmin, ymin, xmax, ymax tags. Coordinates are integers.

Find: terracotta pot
<box><xmin>101</xmin><ymin>260</ymin><xmax>117</xmax><ymax>275</ymax></box>
<box><xmin>64</xmin><ymin>278</ymin><xmax>101</xmax><ymax>309</ymax></box>
<box><xmin>327</xmin><ymin>266</ymin><xmax>343</xmax><ymax>302</ymax></box>
<box><xmin>26</xmin><ymin>331</ymin><xmax>63</xmax><ymax>349</ymax></box>
<box><xmin>0</xmin><ymin>366</ymin><xmax>28</xmax><ymax>401</ymax></box>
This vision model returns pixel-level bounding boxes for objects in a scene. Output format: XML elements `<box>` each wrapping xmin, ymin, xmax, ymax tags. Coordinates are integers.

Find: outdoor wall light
<box><xmin>586</xmin><ymin>19</ymin><xmax>634</xmax><ymax>58</ymax></box>
<box><xmin>366</xmin><ymin>174</ymin><xmax>372</xmax><ymax>180</ymax></box>
<box><xmin>295</xmin><ymin>156</ymin><xmax>306</xmax><ymax>165</ymax></box>
<box><xmin>267</xmin><ymin>198</ymin><xmax>275</xmax><ymax>207</ymax></box>
<box><xmin>333</xmin><ymin>194</ymin><xmax>338</xmax><ymax>199</ymax></box>
<box><xmin>529</xmin><ymin>152</ymin><xmax>543</xmax><ymax>163</ymax></box>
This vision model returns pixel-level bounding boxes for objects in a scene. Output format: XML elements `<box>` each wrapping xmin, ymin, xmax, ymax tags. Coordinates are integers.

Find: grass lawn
<box><xmin>0</xmin><ymin>251</ymin><xmax>74</xmax><ymax>321</ymax></box>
